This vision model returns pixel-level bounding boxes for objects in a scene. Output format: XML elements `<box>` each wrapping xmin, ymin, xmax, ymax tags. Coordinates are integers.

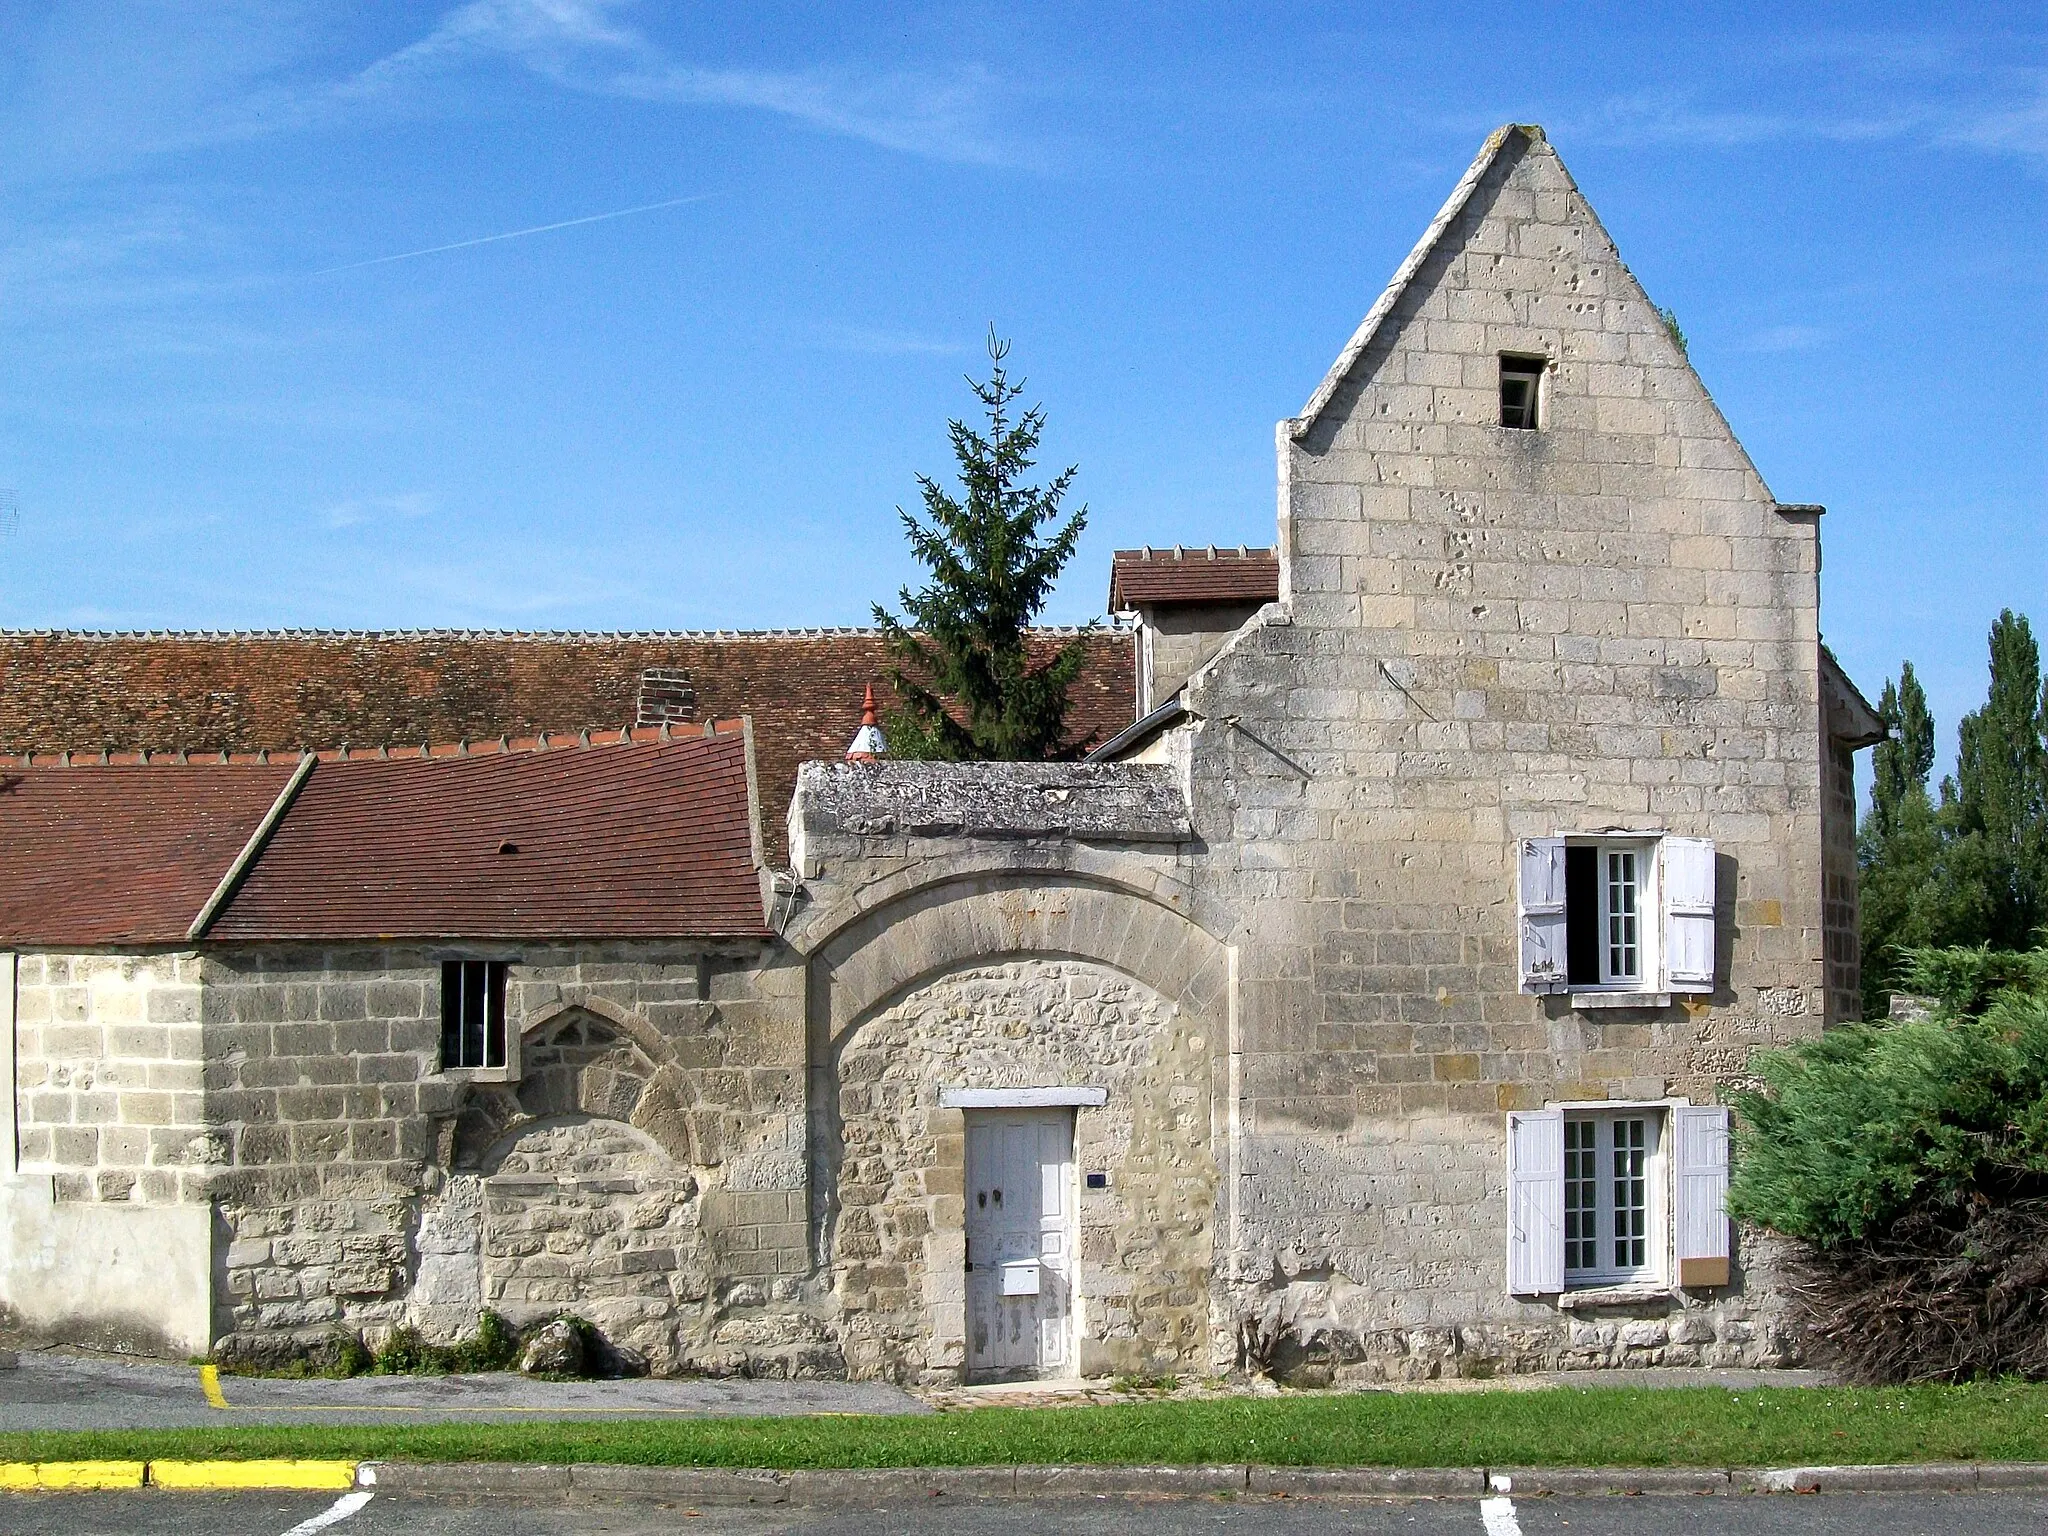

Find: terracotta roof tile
<box><xmin>1108</xmin><ymin>548</ymin><xmax>1279</xmax><ymax>610</ymax></box>
<box><xmin>0</xmin><ymin>763</ymin><xmax>294</xmax><ymax>944</ymax></box>
<box><xmin>208</xmin><ymin>731</ymin><xmax>766</xmax><ymax>941</ymax></box>
<box><xmin>0</xmin><ymin>629</ymin><xmax>1135</xmax><ymax>861</ymax></box>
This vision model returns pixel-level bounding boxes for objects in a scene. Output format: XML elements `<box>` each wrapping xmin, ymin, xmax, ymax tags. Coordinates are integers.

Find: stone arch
<box><xmin>808</xmin><ymin>871</ymin><xmax>1233</xmax><ymax>1063</ymax></box>
<box><xmin>803</xmin><ymin>873</ymin><xmax>1234</xmax><ymax>1386</ymax></box>
<box><xmin>452</xmin><ymin>1004</ymin><xmax>700</xmax><ymax>1169</ymax></box>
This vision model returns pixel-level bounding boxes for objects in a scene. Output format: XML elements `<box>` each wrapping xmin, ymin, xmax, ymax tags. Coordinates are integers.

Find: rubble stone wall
<box><xmin>830</xmin><ymin>958</ymin><xmax>1216</xmax><ymax>1384</ymax></box>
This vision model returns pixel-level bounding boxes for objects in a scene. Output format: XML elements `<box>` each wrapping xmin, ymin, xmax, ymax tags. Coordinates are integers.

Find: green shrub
<box><xmin>1729</xmin><ymin>955</ymin><xmax>2048</xmax><ymax>1248</ymax></box>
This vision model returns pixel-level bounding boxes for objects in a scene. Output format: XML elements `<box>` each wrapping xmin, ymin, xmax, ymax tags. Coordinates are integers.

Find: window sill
<box><xmin>1558</xmin><ymin>1282</ymin><xmax>1675</xmax><ymax>1309</ymax></box>
<box><xmin>437</xmin><ymin>1066</ymin><xmax>520</xmax><ymax>1086</ymax></box>
<box><xmin>1571</xmin><ymin>991</ymin><xmax>1671</xmax><ymax>1010</ymax></box>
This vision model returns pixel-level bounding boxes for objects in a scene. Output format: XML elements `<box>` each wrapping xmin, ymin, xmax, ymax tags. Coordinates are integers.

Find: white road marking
<box><xmin>1480</xmin><ymin>1493</ymin><xmax>1523</xmax><ymax>1536</ymax></box>
<box><xmin>279</xmin><ymin>1490</ymin><xmax>374</xmax><ymax>1536</ymax></box>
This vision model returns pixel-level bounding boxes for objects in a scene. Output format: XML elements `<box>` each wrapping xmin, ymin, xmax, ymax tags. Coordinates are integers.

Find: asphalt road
<box><xmin>1</xmin><ymin>1490</ymin><xmax>2043</xmax><ymax>1535</ymax></box>
<box><xmin>0</xmin><ymin>1352</ymin><xmax>925</xmax><ymax>1430</ymax></box>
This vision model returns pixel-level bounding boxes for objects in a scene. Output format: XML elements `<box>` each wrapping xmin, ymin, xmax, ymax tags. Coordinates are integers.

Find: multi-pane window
<box><xmin>1565</xmin><ymin>840</ymin><xmax>1651</xmax><ymax>988</ymax></box>
<box><xmin>440</xmin><ymin>960</ymin><xmax>508</xmax><ymax>1071</ymax></box>
<box><xmin>1563</xmin><ymin>1110</ymin><xmax>1661</xmax><ymax>1285</ymax></box>
<box><xmin>1499</xmin><ymin>356</ymin><xmax>1544</xmax><ymax>430</ymax></box>
<box><xmin>1604</xmin><ymin>849</ymin><xmax>1639</xmax><ymax>982</ymax></box>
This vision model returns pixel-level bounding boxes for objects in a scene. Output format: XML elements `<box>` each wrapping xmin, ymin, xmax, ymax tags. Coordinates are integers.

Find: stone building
<box><xmin>0</xmin><ymin>124</ymin><xmax>1884</xmax><ymax>1383</ymax></box>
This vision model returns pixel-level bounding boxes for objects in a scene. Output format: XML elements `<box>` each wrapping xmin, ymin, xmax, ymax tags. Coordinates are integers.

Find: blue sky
<box><xmin>1</xmin><ymin>3</ymin><xmax>2042</xmax><ymax>765</ymax></box>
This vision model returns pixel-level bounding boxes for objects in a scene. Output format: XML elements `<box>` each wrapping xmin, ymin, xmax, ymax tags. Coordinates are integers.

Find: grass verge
<box><xmin>2</xmin><ymin>1384</ymin><xmax>2047</xmax><ymax>1469</ymax></box>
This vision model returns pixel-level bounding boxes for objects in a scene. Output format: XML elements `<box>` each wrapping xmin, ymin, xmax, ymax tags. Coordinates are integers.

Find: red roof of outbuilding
<box><xmin>209</xmin><ymin>730</ymin><xmax>767</xmax><ymax>941</ymax></box>
<box><xmin>0</xmin><ymin>729</ymin><xmax>768</xmax><ymax>946</ymax></box>
<box><xmin>1108</xmin><ymin>547</ymin><xmax>1279</xmax><ymax>610</ymax></box>
<box><xmin>0</xmin><ymin>763</ymin><xmax>294</xmax><ymax>944</ymax></box>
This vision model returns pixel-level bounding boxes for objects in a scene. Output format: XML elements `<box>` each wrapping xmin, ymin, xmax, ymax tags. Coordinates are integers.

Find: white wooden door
<box><xmin>964</xmin><ymin>1109</ymin><xmax>1075</xmax><ymax>1379</ymax></box>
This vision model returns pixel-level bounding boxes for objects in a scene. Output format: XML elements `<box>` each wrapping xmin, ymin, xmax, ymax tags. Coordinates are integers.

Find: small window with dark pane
<box><xmin>440</xmin><ymin>960</ymin><xmax>507</xmax><ymax>1070</ymax></box>
<box><xmin>1499</xmin><ymin>355</ymin><xmax>1545</xmax><ymax>430</ymax></box>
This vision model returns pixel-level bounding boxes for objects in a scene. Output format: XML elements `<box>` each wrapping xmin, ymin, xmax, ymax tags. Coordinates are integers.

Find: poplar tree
<box><xmin>873</xmin><ymin>331</ymin><xmax>1091</xmax><ymax>761</ymax></box>
<box><xmin>1948</xmin><ymin>610</ymin><xmax>2048</xmax><ymax>950</ymax></box>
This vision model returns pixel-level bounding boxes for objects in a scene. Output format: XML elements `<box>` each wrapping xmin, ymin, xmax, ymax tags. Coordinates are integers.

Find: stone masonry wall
<box><xmin>14</xmin><ymin>952</ymin><xmax>211</xmax><ymax>1205</ymax></box>
<box><xmin>187</xmin><ymin>940</ymin><xmax>805</xmax><ymax>1366</ymax></box>
<box><xmin>831</xmin><ymin>959</ymin><xmax>1215</xmax><ymax>1385</ymax></box>
<box><xmin>1172</xmin><ymin>127</ymin><xmax>1821</xmax><ymax>1375</ymax></box>
<box><xmin>1821</xmin><ymin>734</ymin><xmax>1863</xmax><ymax>1024</ymax></box>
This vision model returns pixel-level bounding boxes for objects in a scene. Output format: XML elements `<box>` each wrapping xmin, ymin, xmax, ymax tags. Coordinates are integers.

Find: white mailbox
<box><xmin>999</xmin><ymin>1260</ymin><xmax>1041</xmax><ymax>1297</ymax></box>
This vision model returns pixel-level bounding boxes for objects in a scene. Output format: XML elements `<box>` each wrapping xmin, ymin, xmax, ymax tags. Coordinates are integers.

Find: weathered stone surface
<box><xmin>795</xmin><ymin>761</ymin><xmax>1191</xmax><ymax>843</ymax></box>
<box><xmin>519</xmin><ymin>1318</ymin><xmax>588</xmax><ymax>1376</ymax></box>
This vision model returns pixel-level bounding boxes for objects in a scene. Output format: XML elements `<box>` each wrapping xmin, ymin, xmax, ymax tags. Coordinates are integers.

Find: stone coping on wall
<box><xmin>793</xmin><ymin>761</ymin><xmax>1192</xmax><ymax>843</ymax></box>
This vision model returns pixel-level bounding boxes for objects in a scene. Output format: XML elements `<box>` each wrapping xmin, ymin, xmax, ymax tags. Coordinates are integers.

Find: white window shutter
<box><xmin>1672</xmin><ymin>1104</ymin><xmax>1731</xmax><ymax>1288</ymax></box>
<box><xmin>1505</xmin><ymin>1109</ymin><xmax>1565</xmax><ymax>1294</ymax></box>
<box><xmin>1661</xmin><ymin>836</ymin><xmax>1716</xmax><ymax>992</ymax></box>
<box><xmin>1517</xmin><ymin>837</ymin><xmax>1569</xmax><ymax>994</ymax></box>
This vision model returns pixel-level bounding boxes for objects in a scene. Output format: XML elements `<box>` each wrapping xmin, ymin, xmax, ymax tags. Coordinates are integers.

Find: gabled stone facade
<box><xmin>1</xmin><ymin>125</ymin><xmax>1879</xmax><ymax>1385</ymax></box>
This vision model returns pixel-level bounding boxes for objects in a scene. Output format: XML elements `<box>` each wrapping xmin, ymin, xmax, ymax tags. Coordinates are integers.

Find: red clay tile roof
<box><xmin>1108</xmin><ymin>547</ymin><xmax>1279</xmax><ymax>610</ymax></box>
<box><xmin>0</xmin><ymin>763</ymin><xmax>295</xmax><ymax>944</ymax></box>
<box><xmin>0</xmin><ymin>629</ymin><xmax>1135</xmax><ymax>861</ymax></box>
<box><xmin>207</xmin><ymin>730</ymin><xmax>767</xmax><ymax>941</ymax></box>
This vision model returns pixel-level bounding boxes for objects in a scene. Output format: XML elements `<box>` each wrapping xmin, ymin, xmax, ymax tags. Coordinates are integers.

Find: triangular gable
<box><xmin>1285</xmin><ymin>123</ymin><xmax>1781</xmax><ymax>514</ymax></box>
<box><xmin>1287</xmin><ymin>124</ymin><xmax>1525</xmax><ymax>440</ymax></box>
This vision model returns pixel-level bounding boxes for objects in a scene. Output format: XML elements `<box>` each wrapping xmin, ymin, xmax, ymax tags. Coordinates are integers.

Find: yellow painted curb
<box><xmin>0</xmin><ymin>1461</ymin><xmax>147</xmax><ymax>1490</ymax></box>
<box><xmin>148</xmin><ymin>1460</ymin><xmax>359</xmax><ymax>1491</ymax></box>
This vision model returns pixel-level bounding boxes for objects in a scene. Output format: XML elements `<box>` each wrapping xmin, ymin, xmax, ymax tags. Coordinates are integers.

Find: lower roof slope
<box><xmin>0</xmin><ymin>763</ymin><xmax>295</xmax><ymax>944</ymax></box>
<box><xmin>0</xmin><ymin>731</ymin><xmax>769</xmax><ymax>946</ymax></box>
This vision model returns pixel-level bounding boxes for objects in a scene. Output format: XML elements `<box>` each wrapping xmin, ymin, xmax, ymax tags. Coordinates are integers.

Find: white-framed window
<box><xmin>440</xmin><ymin>959</ymin><xmax>509</xmax><ymax>1071</ymax></box>
<box><xmin>1507</xmin><ymin>1102</ymin><xmax>1732</xmax><ymax>1296</ymax></box>
<box><xmin>1563</xmin><ymin>1110</ymin><xmax>1661</xmax><ymax>1285</ymax></box>
<box><xmin>1515</xmin><ymin>834</ymin><xmax>1717</xmax><ymax>997</ymax></box>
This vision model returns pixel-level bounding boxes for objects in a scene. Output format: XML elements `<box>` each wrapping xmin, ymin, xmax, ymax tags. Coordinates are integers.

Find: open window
<box><xmin>1517</xmin><ymin>835</ymin><xmax>1716</xmax><ymax>999</ymax></box>
<box><xmin>1499</xmin><ymin>355</ymin><xmax>1545</xmax><ymax>430</ymax></box>
<box><xmin>1507</xmin><ymin>1103</ymin><xmax>1731</xmax><ymax>1295</ymax></box>
<box><xmin>440</xmin><ymin>959</ymin><xmax>509</xmax><ymax>1072</ymax></box>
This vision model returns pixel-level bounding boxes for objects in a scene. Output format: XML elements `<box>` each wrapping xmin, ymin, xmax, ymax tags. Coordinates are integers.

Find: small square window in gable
<box><xmin>1499</xmin><ymin>355</ymin><xmax>1545</xmax><ymax>430</ymax></box>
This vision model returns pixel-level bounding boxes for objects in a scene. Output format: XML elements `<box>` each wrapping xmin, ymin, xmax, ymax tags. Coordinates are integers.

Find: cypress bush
<box><xmin>1729</xmin><ymin>947</ymin><xmax>2048</xmax><ymax>1381</ymax></box>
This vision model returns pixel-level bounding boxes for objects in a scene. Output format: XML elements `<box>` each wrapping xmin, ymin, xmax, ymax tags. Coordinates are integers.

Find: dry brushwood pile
<box><xmin>1731</xmin><ymin>946</ymin><xmax>2048</xmax><ymax>1384</ymax></box>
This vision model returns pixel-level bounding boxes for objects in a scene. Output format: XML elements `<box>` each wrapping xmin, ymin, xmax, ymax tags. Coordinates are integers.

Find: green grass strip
<box><xmin>3</xmin><ymin>1384</ymin><xmax>2048</xmax><ymax>1470</ymax></box>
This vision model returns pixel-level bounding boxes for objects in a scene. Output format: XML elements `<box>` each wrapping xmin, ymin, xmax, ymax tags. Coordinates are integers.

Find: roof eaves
<box><xmin>1286</xmin><ymin>124</ymin><xmax>1534</xmax><ymax>442</ymax></box>
<box><xmin>1821</xmin><ymin>645</ymin><xmax>1887</xmax><ymax>749</ymax></box>
<box><xmin>1085</xmin><ymin>692</ymin><xmax>1189</xmax><ymax>763</ymax></box>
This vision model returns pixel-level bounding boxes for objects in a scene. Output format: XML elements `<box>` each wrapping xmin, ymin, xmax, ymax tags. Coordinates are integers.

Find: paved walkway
<box><xmin>919</xmin><ymin>1366</ymin><xmax>1833</xmax><ymax>1412</ymax></box>
<box><xmin>0</xmin><ymin>1350</ymin><xmax>927</xmax><ymax>1431</ymax></box>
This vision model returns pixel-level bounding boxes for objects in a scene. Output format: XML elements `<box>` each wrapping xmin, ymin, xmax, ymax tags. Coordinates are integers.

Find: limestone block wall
<box><xmin>1140</xmin><ymin>601</ymin><xmax>1266</xmax><ymax>712</ymax></box>
<box><xmin>13</xmin><ymin>952</ymin><xmax>211</xmax><ymax>1204</ymax></box>
<box><xmin>192</xmin><ymin>940</ymin><xmax>808</xmax><ymax>1368</ymax></box>
<box><xmin>1166</xmin><ymin>127</ymin><xmax>1823</xmax><ymax>1375</ymax></box>
<box><xmin>830</xmin><ymin>958</ymin><xmax>1215</xmax><ymax>1385</ymax></box>
<box><xmin>1821</xmin><ymin>734</ymin><xmax>1863</xmax><ymax>1023</ymax></box>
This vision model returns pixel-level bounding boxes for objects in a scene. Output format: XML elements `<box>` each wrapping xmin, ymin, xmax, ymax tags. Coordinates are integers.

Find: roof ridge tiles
<box><xmin>0</xmin><ymin>624</ymin><xmax>1105</xmax><ymax>640</ymax></box>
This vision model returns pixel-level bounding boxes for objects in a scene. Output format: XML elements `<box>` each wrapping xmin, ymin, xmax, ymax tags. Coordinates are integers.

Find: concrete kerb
<box><xmin>334</xmin><ymin>1460</ymin><xmax>2048</xmax><ymax>1504</ymax></box>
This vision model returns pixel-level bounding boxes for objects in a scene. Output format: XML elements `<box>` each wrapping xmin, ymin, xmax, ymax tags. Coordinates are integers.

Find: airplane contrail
<box><xmin>313</xmin><ymin>194</ymin><xmax>717</xmax><ymax>275</ymax></box>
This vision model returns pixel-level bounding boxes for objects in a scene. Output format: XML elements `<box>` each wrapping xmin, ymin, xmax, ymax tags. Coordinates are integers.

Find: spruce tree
<box><xmin>873</xmin><ymin>331</ymin><xmax>1091</xmax><ymax>761</ymax></box>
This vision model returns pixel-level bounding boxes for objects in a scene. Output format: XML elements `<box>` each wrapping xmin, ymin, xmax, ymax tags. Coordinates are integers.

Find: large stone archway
<box><xmin>799</xmin><ymin>872</ymin><xmax>1236</xmax><ymax>1385</ymax></box>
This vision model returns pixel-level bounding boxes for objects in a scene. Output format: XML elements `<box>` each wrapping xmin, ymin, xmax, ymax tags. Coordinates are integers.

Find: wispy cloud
<box><xmin>811</xmin><ymin>323</ymin><xmax>974</xmax><ymax>358</ymax></box>
<box><xmin>1739</xmin><ymin>324</ymin><xmax>1829</xmax><ymax>354</ymax></box>
<box><xmin>348</xmin><ymin>0</ymin><xmax>1009</xmax><ymax>164</ymax></box>
<box><xmin>321</xmin><ymin>492</ymin><xmax>436</xmax><ymax>529</ymax></box>
<box><xmin>1541</xmin><ymin>45</ymin><xmax>2048</xmax><ymax>167</ymax></box>
<box><xmin>313</xmin><ymin>193</ymin><xmax>716</xmax><ymax>274</ymax></box>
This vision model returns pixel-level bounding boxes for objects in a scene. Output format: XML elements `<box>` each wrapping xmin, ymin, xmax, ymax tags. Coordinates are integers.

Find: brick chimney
<box><xmin>636</xmin><ymin>668</ymin><xmax>696</xmax><ymax>729</ymax></box>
